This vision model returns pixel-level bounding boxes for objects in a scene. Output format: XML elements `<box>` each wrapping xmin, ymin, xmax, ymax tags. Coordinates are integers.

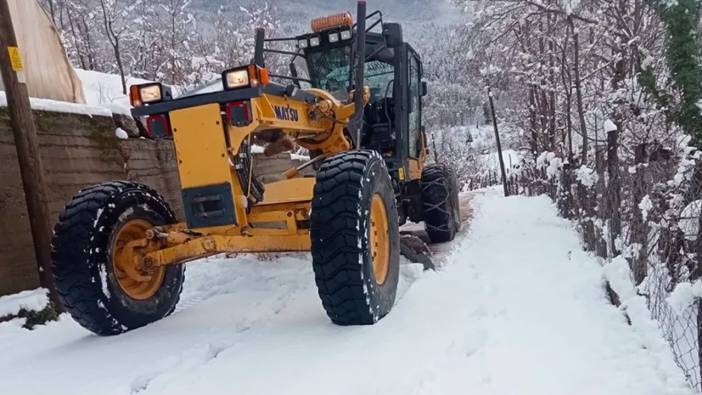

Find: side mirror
<box><xmin>383</xmin><ymin>23</ymin><xmax>403</xmax><ymax>48</ymax></box>
<box><xmin>421</xmin><ymin>81</ymin><xmax>428</xmax><ymax>97</ymax></box>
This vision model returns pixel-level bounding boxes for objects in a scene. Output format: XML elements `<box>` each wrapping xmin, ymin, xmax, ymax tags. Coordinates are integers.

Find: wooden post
<box><xmin>0</xmin><ymin>0</ymin><xmax>61</xmax><ymax>309</ymax></box>
<box><xmin>488</xmin><ymin>87</ymin><xmax>509</xmax><ymax>197</ymax></box>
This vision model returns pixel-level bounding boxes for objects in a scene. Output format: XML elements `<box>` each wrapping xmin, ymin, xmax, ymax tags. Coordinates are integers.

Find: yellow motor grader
<box><xmin>51</xmin><ymin>1</ymin><xmax>460</xmax><ymax>335</ymax></box>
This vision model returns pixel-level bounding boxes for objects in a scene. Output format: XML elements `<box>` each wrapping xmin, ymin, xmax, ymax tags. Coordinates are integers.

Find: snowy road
<box><xmin>0</xmin><ymin>190</ymin><xmax>693</xmax><ymax>395</ymax></box>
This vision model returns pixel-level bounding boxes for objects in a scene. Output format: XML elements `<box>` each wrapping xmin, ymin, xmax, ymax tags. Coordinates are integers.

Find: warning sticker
<box><xmin>8</xmin><ymin>46</ymin><xmax>23</xmax><ymax>71</ymax></box>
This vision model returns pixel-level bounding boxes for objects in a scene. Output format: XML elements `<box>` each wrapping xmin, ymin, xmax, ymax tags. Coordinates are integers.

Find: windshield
<box><xmin>307</xmin><ymin>46</ymin><xmax>395</xmax><ymax>102</ymax></box>
<box><xmin>307</xmin><ymin>46</ymin><xmax>352</xmax><ymax>99</ymax></box>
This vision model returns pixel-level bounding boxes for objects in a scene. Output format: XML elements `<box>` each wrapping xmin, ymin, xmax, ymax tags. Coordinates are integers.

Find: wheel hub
<box><xmin>370</xmin><ymin>194</ymin><xmax>390</xmax><ymax>285</ymax></box>
<box><xmin>111</xmin><ymin>218</ymin><xmax>165</xmax><ymax>300</ymax></box>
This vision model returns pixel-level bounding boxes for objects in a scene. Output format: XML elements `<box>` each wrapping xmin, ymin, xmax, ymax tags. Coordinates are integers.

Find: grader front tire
<box><xmin>51</xmin><ymin>182</ymin><xmax>185</xmax><ymax>336</ymax></box>
<box><xmin>310</xmin><ymin>150</ymin><xmax>400</xmax><ymax>325</ymax></box>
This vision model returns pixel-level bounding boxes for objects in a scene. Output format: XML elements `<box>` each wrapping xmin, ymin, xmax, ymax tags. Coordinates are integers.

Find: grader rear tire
<box><xmin>51</xmin><ymin>181</ymin><xmax>185</xmax><ymax>336</ymax></box>
<box><xmin>421</xmin><ymin>164</ymin><xmax>461</xmax><ymax>244</ymax></box>
<box><xmin>310</xmin><ymin>150</ymin><xmax>400</xmax><ymax>325</ymax></box>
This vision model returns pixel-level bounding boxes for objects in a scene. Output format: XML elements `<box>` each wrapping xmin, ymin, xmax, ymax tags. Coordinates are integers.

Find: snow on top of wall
<box><xmin>0</xmin><ymin>288</ymin><xmax>49</xmax><ymax>317</ymax></box>
<box><xmin>0</xmin><ymin>91</ymin><xmax>113</xmax><ymax>117</ymax></box>
<box><xmin>115</xmin><ymin>127</ymin><xmax>129</xmax><ymax>140</ymax></box>
<box><xmin>75</xmin><ymin>69</ymin><xmax>152</xmax><ymax>116</ymax></box>
<box><xmin>1</xmin><ymin>69</ymin><xmax>150</xmax><ymax>117</ymax></box>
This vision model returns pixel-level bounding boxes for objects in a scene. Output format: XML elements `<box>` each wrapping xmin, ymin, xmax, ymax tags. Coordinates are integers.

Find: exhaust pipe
<box><xmin>351</xmin><ymin>0</ymin><xmax>367</xmax><ymax>148</ymax></box>
<box><xmin>254</xmin><ymin>28</ymin><xmax>265</xmax><ymax>67</ymax></box>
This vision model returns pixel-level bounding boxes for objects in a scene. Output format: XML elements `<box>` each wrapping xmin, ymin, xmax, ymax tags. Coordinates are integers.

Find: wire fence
<box><xmin>469</xmin><ymin>138</ymin><xmax>702</xmax><ymax>390</ymax></box>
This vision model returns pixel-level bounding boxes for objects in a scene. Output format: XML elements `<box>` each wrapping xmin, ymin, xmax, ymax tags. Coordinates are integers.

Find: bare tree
<box><xmin>98</xmin><ymin>0</ymin><xmax>142</xmax><ymax>94</ymax></box>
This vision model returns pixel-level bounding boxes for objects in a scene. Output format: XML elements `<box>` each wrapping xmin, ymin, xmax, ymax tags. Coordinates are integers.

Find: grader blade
<box><xmin>400</xmin><ymin>234</ymin><xmax>435</xmax><ymax>271</ymax></box>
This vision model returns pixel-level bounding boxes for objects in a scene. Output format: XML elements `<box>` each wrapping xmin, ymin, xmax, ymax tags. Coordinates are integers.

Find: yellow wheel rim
<box><xmin>370</xmin><ymin>194</ymin><xmax>390</xmax><ymax>285</ymax></box>
<box><xmin>111</xmin><ymin>219</ymin><xmax>165</xmax><ymax>300</ymax></box>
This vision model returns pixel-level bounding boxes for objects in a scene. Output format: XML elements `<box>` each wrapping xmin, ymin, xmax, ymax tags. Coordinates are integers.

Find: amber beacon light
<box><xmin>311</xmin><ymin>11</ymin><xmax>354</xmax><ymax>32</ymax></box>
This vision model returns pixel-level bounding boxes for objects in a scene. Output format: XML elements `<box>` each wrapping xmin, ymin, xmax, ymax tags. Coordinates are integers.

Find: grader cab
<box><xmin>51</xmin><ymin>1</ymin><xmax>460</xmax><ymax>336</ymax></box>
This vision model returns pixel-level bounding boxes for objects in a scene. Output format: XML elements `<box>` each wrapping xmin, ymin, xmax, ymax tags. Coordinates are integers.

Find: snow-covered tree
<box><xmin>97</xmin><ymin>0</ymin><xmax>145</xmax><ymax>93</ymax></box>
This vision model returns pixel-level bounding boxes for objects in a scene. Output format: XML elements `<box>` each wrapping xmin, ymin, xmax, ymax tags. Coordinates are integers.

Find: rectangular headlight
<box><xmin>310</xmin><ymin>36</ymin><xmax>321</xmax><ymax>47</ymax></box>
<box><xmin>224</xmin><ymin>69</ymin><xmax>250</xmax><ymax>90</ymax></box>
<box><xmin>222</xmin><ymin>65</ymin><xmax>269</xmax><ymax>90</ymax></box>
<box><xmin>328</xmin><ymin>32</ymin><xmax>340</xmax><ymax>43</ymax></box>
<box><xmin>340</xmin><ymin>29</ymin><xmax>352</xmax><ymax>41</ymax></box>
<box><xmin>298</xmin><ymin>39</ymin><xmax>309</xmax><ymax>49</ymax></box>
<box><xmin>129</xmin><ymin>83</ymin><xmax>164</xmax><ymax>107</ymax></box>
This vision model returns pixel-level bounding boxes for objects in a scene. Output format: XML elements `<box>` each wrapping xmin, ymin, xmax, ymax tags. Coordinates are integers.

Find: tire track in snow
<box><xmin>130</xmin><ymin>342</ymin><xmax>231</xmax><ymax>394</ymax></box>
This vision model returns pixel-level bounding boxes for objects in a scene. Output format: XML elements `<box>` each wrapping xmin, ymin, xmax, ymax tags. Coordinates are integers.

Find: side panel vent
<box><xmin>182</xmin><ymin>183</ymin><xmax>237</xmax><ymax>228</ymax></box>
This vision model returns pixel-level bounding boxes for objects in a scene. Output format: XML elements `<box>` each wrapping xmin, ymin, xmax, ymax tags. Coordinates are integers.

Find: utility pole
<box><xmin>0</xmin><ymin>0</ymin><xmax>62</xmax><ymax>310</ymax></box>
<box><xmin>488</xmin><ymin>87</ymin><xmax>509</xmax><ymax>197</ymax></box>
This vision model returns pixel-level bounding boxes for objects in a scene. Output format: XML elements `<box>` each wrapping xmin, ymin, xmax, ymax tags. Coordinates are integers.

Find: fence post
<box><xmin>559</xmin><ymin>162</ymin><xmax>574</xmax><ymax>219</ymax></box>
<box><xmin>689</xmin><ymin>160</ymin><xmax>702</xmax><ymax>391</ymax></box>
<box><xmin>607</xmin><ymin>124</ymin><xmax>622</xmax><ymax>257</ymax></box>
<box><xmin>631</xmin><ymin>144</ymin><xmax>648</xmax><ymax>284</ymax></box>
<box><xmin>592</xmin><ymin>144</ymin><xmax>606</xmax><ymax>257</ymax></box>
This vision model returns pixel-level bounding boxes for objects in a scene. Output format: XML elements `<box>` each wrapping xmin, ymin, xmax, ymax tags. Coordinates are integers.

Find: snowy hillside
<box><xmin>193</xmin><ymin>0</ymin><xmax>460</xmax><ymax>29</ymax></box>
<box><xmin>0</xmin><ymin>190</ymin><xmax>691</xmax><ymax>395</ymax></box>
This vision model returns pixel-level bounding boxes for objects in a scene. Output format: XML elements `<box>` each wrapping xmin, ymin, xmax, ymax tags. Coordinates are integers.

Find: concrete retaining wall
<box><xmin>0</xmin><ymin>108</ymin><xmax>183</xmax><ymax>295</ymax></box>
<box><xmin>0</xmin><ymin>107</ymin><xmax>306</xmax><ymax>296</ymax></box>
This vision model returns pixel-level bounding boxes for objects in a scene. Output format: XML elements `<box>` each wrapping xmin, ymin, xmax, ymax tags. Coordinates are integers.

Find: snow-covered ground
<box><xmin>0</xmin><ymin>288</ymin><xmax>48</xmax><ymax>318</ymax></box>
<box><xmin>0</xmin><ymin>190</ymin><xmax>693</xmax><ymax>395</ymax></box>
